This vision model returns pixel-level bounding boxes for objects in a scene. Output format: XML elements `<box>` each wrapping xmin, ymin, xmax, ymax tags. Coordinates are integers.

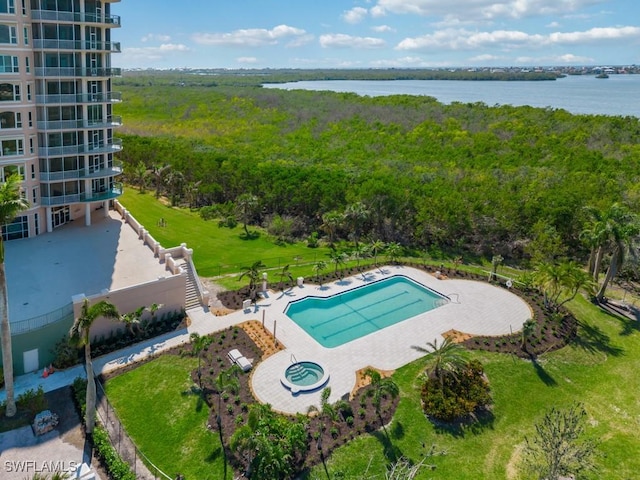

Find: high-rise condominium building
<box><xmin>0</xmin><ymin>0</ymin><xmax>121</xmax><ymax>240</ymax></box>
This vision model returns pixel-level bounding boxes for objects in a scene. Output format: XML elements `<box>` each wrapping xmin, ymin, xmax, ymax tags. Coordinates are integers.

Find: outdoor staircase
<box><xmin>177</xmin><ymin>259</ymin><xmax>202</xmax><ymax>310</ymax></box>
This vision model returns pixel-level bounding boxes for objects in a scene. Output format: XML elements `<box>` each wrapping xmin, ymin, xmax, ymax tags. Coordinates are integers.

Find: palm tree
<box><xmin>214</xmin><ymin>364</ymin><xmax>241</xmax><ymax>480</ymax></box>
<box><xmin>344</xmin><ymin>201</ymin><xmax>369</xmax><ymax>248</ymax></box>
<box><xmin>189</xmin><ymin>332</ymin><xmax>212</xmax><ymax>390</ymax></box>
<box><xmin>491</xmin><ymin>254</ymin><xmax>503</xmax><ymax>281</ymax></box>
<box><xmin>595</xmin><ymin>208</ymin><xmax>639</xmax><ymax>302</ymax></box>
<box><xmin>235</xmin><ymin>193</ymin><xmax>259</xmax><ymax>237</ymax></box>
<box><xmin>130</xmin><ymin>161</ymin><xmax>148</xmax><ymax>193</ymax></box>
<box><xmin>412</xmin><ymin>337</ymin><xmax>467</xmax><ymax>389</ymax></box>
<box><xmin>351</xmin><ymin>243</ymin><xmax>370</xmax><ymax>271</ymax></box>
<box><xmin>70</xmin><ymin>299</ymin><xmax>119</xmax><ymax>434</ymax></box>
<box><xmin>277</xmin><ymin>264</ymin><xmax>294</xmax><ymax>292</ymax></box>
<box><xmin>326</xmin><ymin>247</ymin><xmax>347</xmax><ymax>278</ymax></box>
<box><xmin>364</xmin><ymin>368</ymin><xmax>399</xmax><ymax>430</ymax></box>
<box><xmin>0</xmin><ymin>174</ymin><xmax>29</xmax><ymax>417</ymax></box>
<box><xmin>321</xmin><ymin>210</ymin><xmax>344</xmax><ymax>246</ymax></box>
<box><xmin>239</xmin><ymin>260</ymin><xmax>265</xmax><ymax>301</ymax></box>
<box><xmin>534</xmin><ymin>261</ymin><xmax>596</xmax><ymax>310</ymax></box>
<box><xmin>521</xmin><ymin>319</ymin><xmax>536</xmax><ymax>352</ymax></box>
<box><xmin>120</xmin><ymin>306</ymin><xmax>145</xmax><ymax>337</ymax></box>
<box><xmin>313</xmin><ymin>260</ymin><xmax>327</xmax><ymax>286</ymax></box>
<box><xmin>371</xmin><ymin>240</ymin><xmax>386</xmax><ymax>270</ymax></box>
<box><xmin>385</xmin><ymin>242</ymin><xmax>403</xmax><ymax>264</ymax></box>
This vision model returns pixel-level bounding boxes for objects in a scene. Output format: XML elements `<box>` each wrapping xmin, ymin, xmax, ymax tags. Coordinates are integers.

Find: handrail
<box><xmin>290</xmin><ymin>353</ymin><xmax>298</xmax><ymax>364</ymax></box>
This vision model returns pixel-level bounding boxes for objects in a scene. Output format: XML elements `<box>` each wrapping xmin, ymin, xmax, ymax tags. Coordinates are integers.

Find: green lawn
<box><xmin>103</xmin><ymin>355</ymin><xmax>224</xmax><ymax>480</ymax></box>
<box><xmin>305</xmin><ymin>294</ymin><xmax>640</xmax><ymax>479</ymax></box>
<box><xmin>119</xmin><ymin>189</ymin><xmax>330</xmax><ymax>279</ymax></box>
<box><xmin>104</xmin><ymin>295</ymin><xmax>640</xmax><ymax>479</ymax></box>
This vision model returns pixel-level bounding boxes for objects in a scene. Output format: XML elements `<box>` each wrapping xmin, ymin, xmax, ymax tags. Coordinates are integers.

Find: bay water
<box><xmin>263</xmin><ymin>74</ymin><xmax>640</xmax><ymax>118</ymax></box>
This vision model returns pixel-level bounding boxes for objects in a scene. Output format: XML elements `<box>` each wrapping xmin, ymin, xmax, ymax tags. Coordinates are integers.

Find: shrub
<box><xmin>51</xmin><ymin>336</ymin><xmax>81</xmax><ymax>369</ymax></box>
<box><xmin>420</xmin><ymin>359</ymin><xmax>492</xmax><ymax>423</ymax></box>
<box><xmin>93</xmin><ymin>426</ymin><xmax>136</xmax><ymax>480</ymax></box>
<box><xmin>72</xmin><ymin>377</ymin><xmax>87</xmax><ymax>417</ymax></box>
<box><xmin>17</xmin><ymin>386</ymin><xmax>47</xmax><ymax>417</ymax></box>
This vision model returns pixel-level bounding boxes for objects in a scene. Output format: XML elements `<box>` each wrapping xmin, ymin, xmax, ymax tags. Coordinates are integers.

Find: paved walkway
<box><xmin>2</xmin><ymin>266</ymin><xmax>531</xmax><ymax>416</ymax></box>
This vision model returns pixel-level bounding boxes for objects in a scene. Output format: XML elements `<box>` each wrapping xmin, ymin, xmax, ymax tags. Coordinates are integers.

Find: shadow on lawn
<box><xmin>571</xmin><ymin>320</ymin><xmax>624</xmax><ymax>357</ymax></box>
<box><xmin>431</xmin><ymin>409</ymin><xmax>495</xmax><ymax>438</ymax></box>
<box><xmin>530</xmin><ymin>358</ymin><xmax>557</xmax><ymax>387</ymax></box>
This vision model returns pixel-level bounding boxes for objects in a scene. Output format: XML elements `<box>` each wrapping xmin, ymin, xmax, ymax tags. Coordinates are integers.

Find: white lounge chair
<box><xmin>228</xmin><ymin>348</ymin><xmax>253</xmax><ymax>372</ymax></box>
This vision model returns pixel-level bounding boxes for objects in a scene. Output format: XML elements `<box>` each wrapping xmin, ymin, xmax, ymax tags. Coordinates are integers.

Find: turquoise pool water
<box><xmin>285</xmin><ymin>276</ymin><xmax>449</xmax><ymax>348</ymax></box>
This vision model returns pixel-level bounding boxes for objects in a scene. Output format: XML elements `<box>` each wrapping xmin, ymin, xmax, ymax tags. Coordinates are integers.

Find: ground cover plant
<box><xmin>104</xmin><ymin>325</ymin><xmax>398</xmax><ymax>479</ymax></box>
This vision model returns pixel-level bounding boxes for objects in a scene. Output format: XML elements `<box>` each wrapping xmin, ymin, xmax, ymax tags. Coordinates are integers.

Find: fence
<box><xmin>95</xmin><ymin>380</ymin><xmax>173</xmax><ymax>480</ymax></box>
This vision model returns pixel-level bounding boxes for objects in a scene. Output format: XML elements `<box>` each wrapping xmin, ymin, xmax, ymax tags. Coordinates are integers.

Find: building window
<box><xmin>1</xmin><ymin>138</ymin><xmax>23</xmax><ymax>156</ymax></box>
<box><xmin>22</xmin><ymin>26</ymin><xmax>27</xmax><ymax>45</ymax></box>
<box><xmin>20</xmin><ymin>0</ymin><xmax>24</xmax><ymax>15</ymax></box>
<box><xmin>0</xmin><ymin>82</ymin><xmax>18</xmax><ymax>101</ymax></box>
<box><xmin>30</xmin><ymin>163</ymin><xmax>34</xmax><ymax>179</ymax></box>
<box><xmin>2</xmin><ymin>215</ymin><xmax>28</xmax><ymax>241</ymax></box>
<box><xmin>26</xmin><ymin>83</ymin><xmax>30</xmax><ymax>100</ymax></box>
<box><xmin>0</xmin><ymin>0</ymin><xmax>15</xmax><ymax>15</ymax></box>
<box><xmin>0</xmin><ymin>25</ymin><xmax>17</xmax><ymax>45</ymax></box>
<box><xmin>0</xmin><ymin>55</ymin><xmax>18</xmax><ymax>73</ymax></box>
<box><xmin>0</xmin><ymin>164</ymin><xmax>24</xmax><ymax>181</ymax></box>
<box><xmin>24</xmin><ymin>56</ymin><xmax>29</xmax><ymax>73</ymax></box>
<box><xmin>27</xmin><ymin>111</ymin><xmax>31</xmax><ymax>127</ymax></box>
<box><xmin>32</xmin><ymin>187</ymin><xmax>37</xmax><ymax>204</ymax></box>
<box><xmin>0</xmin><ymin>110</ymin><xmax>18</xmax><ymax>128</ymax></box>
<box><xmin>29</xmin><ymin>136</ymin><xmax>33</xmax><ymax>153</ymax></box>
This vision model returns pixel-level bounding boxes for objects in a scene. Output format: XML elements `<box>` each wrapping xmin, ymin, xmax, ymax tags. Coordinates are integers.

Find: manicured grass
<box><xmin>104</xmin><ymin>355</ymin><xmax>223</xmax><ymax>480</ymax></box>
<box><xmin>119</xmin><ymin>189</ymin><xmax>330</xmax><ymax>278</ymax></box>
<box><xmin>304</xmin><ymin>294</ymin><xmax>640</xmax><ymax>479</ymax></box>
<box><xmin>104</xmin><ymin>295</ymin><xmax>640</xmax><ymax>479</ymax></box>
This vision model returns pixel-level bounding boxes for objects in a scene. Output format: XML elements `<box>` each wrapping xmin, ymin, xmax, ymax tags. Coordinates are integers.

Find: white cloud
<box><xmin>122</xmin><ymin>44</ymin><xmax>189</xmax><ymax>62</ymax></box>
<box><xmin>370</xmin><ymin>5</ymin><xmax>387</xmax><ymax>17</ymax></box>
<box><xmin>371</xmin><ymin>25</ymin><xmax>396</xmax><ymax>33</ymax></box>
<box><xmin>237</xmin><ymin>57</ymin><xmax>258</xmax><ymax>64</ymax></box>
<box><xmin>396</xmin><ymin>25</ymin><xmax>640</xmax><ymax>52</ymax></box>
<box><xmin>369</xmin><ymin>56</ymin><xmax>430</xmax><ymax>67</ymax></box>
<box><xmin>374</xmin><ymin>0</ymin><xmax>608</xmax><ymax>21</ymax></box>
<box><xmin>319</xmin><ymin>33</ymin><xmax>386</xmax><ymax>49</ymax></box>
<box><xmin>469</xmin><ymin>53</ymin><xmax>503</xmax><ymax>62</ymax></box>
<box><xmin>192</xmin><ymin>25</ymin><xmax>307</xmax><ymax>47</ymax></box>
<box><xmin>515</xmin><ymin>53</ymin><xmax>595</xmax><ymax>64</ymax></box>
<box><xmin>342</xmin><ymin>7</ymin><xmax>369</xmax><ymax>24</ymax></box>
<box><xmin>546</xmin><ymin>21</ymin><xmax>561</xmax><ymax>28</ymax></box>
<box><xmin>141</xmin><ymin>34</ymin><xmax>171</xmax><ymax>43</ymax></box>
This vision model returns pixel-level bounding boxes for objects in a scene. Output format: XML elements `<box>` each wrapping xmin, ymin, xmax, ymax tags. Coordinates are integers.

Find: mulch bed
<box><xmin>177</xmin><ymin>325</ymin><xmax>398</xmax><ymax>475</ymax></box>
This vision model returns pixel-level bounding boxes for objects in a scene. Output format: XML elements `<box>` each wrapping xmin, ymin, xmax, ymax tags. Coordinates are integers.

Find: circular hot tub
<box><xmin>281</xmin><ymin>361</ymin><xmax>330</xmax><ymax>395</ymax></box>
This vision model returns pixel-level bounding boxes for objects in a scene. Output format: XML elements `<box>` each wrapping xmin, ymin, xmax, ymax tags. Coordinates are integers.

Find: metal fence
<box><xmin>10</xmin><ymin>303</ymin><xmax>74</xmax><ymax>335</ymax></box>
<box><xmin>96</xmin><ymin>380</ymin><xmax>173</xmax><ymax>480</ymax></box>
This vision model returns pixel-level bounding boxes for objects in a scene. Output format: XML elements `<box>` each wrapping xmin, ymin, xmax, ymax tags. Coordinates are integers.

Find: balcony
<box><xmin>33</xmin><ymin>39</ymin><xmax>121</xmax><ymax>52</ymax></box>
<box><xmin>34</xmin><ymin>67</ymin><xmax>122</xmax><ymax>78</ymax></box>
<box><xmin>40</xmin><ymin>184</ymin><xmax>123</xmax><ymax>206</ymax></box>
<box><xmin>37</xmin><ymin>116</ymin><xmax>123</xmax><ymax>130</ymax></box>
<box><xmin>31</xmin><ymin>10</ymin><xmax>121</xmax><ymax>27</ymax></box>
<box><xmin>39</xmin><ymin>161</ymin><xmax>123</xmax><ymax>182</ymax></box>
<box><xmin>35</xmin><ymin>92</ymin><xmax>122</xmax><ymax>104</ymax></box>
<box><xmin>39</xmin><ymin>138</ymin><xmax>122</xmax><ymax>157</ymax></box>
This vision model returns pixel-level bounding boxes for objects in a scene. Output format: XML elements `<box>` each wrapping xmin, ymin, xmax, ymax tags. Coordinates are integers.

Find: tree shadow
<box><xmin>432</xmin><ymin>409</ymin><xmax>495</xmax><ymax>438</ymax></box>
<box><xmin>204</xmin><ymin>444</ymin><xmax>222</xmax><ymax>463</ymax></box>
<box><xmin>596</xmin><ymin>301</ymin><xmax>640</xmax><ymax>337</ymax></box>
<box><xmin>390</xmin><ymin>420</ymin><xmax>405</xmax><ymax>440</ymax></box>
<box><xmin>239</xmin><ymin>231</ymin><xmax>261</xmax><ymax>240</ymax></box>
<box><xmin>530</xmin><ymin>357</ymin><xmax>557</xmax><ymax>387</ymax></box>
<box><xmin>571</xmin><ymin>320</ymin><xmax>624</xmax><ymax>356</ymax></box>
<box><xmin>372</xmin><ymin>429</ymin><xmax>404</xmax><ymax>464</ymax></box>
<box><xmin>181</xmin><ymin>385</ymin><xmax>207</xmax><ymax>412</ymax></box>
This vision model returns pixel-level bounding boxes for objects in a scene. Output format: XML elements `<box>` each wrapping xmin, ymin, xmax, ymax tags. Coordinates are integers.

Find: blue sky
<box><xmin>113</xmin><ymin>0</ymin><xmax>640</xmax><ymax>69</ymax></box>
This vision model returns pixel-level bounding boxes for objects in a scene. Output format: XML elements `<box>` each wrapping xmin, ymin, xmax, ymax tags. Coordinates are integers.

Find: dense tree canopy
<box><xmin>115</xmin><ymin>73</ymin><xmax>640</xmax><ymax>264</ymax></box>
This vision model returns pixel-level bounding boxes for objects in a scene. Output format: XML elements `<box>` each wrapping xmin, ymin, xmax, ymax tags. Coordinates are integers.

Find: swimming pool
<box><xmin>285</xmin><ymin>275</ymin><xmax>449</xmax><ymax>348</ymax></box>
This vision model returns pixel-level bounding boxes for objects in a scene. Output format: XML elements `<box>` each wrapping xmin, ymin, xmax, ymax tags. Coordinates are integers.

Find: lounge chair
<box><xmin>228</xmin><ymin>348</ymin><xmax>253</xmax><ymax>372</ymax></box>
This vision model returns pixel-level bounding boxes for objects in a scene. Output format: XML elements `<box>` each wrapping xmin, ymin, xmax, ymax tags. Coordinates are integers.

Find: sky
<box><xmin>113</xmin><ymin>0</ymin><xmax>640</xmax><ymax>70</ymax></box>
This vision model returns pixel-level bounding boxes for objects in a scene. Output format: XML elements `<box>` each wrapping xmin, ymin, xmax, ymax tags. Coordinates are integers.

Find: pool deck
<box><xmin>2</xmin><ymin>265</ymin><xmax>532</xmax><ymax>416</ymax></box>
<box><xmin>247</xmin><ymin>265</ymin><xmax>532</xmax><ymax>414</ymax></box>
